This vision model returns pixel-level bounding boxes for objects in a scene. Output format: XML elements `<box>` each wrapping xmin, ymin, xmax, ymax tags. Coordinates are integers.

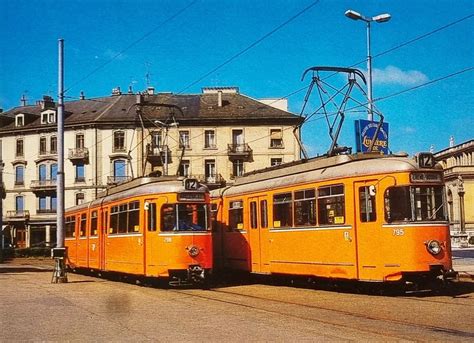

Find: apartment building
<box><xmin>0</xmin><ymin>87</ymin><xmax>303</xmax><ymax>248</ymax></box>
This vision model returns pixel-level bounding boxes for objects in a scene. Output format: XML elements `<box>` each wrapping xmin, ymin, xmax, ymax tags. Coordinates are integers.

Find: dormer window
<box><xmin>49</xmin><ymin>111</ymin><xmax>56</xmax><ymax>123</ymax></box>
<box><xmin>15</xmin><ymin>114</ymin><xmax>24</xmax><ymax>127</ymax></box>
<box><xmin>41</xmin><ymin>110</ymin><xmax>56</xmax><ymax>124</ymax></box>
<box><xmin>41</xmin><ymin>112</ymin><xmax>48</xmax><ymax>124</ymax></box>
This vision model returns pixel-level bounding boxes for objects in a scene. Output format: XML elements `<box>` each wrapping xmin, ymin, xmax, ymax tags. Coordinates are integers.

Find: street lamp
<box><xmin>345</xmin><ymin>9</ymin><xmax>391</xmax><ymax>121</ymax></box>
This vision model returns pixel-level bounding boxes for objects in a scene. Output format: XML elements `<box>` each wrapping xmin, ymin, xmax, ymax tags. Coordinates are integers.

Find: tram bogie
<box><xmin>64</xmin><ymin>177</ymin><xmax>212</xmax><ymax>286</ymax></box>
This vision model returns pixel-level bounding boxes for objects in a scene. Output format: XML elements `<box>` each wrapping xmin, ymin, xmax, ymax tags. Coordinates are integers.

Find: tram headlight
<box><xmin>187</xmin><ymin>245</ymin><xmax>200</xmax><ymax>258</ymax></box>
<box><xmin>426</xmin><ymin>240</ymin><xmax>442</xmax><ymax>255</ymax></box>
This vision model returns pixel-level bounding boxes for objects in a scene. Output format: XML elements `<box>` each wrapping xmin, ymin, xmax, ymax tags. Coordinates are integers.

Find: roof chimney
<box><xmin>80</xmin><ymin>91</ymin><xmax>85</xmax><ymax>100</ymax></box>
<box><xmin>20</xmin><ymin>94</ymin><xmax>27</xmax><ymax>106</ymax></box>
<box><xmin>217</xmin><ymin>90</ymin><xmax>223</xmax><ymax>107</ymax></box>
<box><xmin>42</xmin><ymin>95</ymin><xmax>55</xmax><ymax>109</ymax></box>
<box><xmin>128</xmin><ymin>85</ymin><xmax>134</xmax><ymax>94</ymax></box>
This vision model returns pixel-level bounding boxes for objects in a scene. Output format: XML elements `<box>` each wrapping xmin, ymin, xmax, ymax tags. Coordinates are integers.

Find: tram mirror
<box><xmin>369</xmin><ymin>185</ymin><xmax>376</xmax><ymax>197</ymax></box>
<box><xmin>144</xmin><ymin>201</ymin><xmax>150</xmax><ymax>211</ymax></box>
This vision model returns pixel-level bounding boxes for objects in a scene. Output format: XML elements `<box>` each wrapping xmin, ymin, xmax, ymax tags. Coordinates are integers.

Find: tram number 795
<box><xmin>392</xmin><ymin>228</ymin><xmax>405</xmax><ymax>236</ymax></box>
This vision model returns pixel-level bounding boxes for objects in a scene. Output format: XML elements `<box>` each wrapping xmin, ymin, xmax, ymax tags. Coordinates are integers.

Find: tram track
<box><xmin>172</xmin><ymin>286</ymin><xmax>474</xmax><ymax>340</ymax></box>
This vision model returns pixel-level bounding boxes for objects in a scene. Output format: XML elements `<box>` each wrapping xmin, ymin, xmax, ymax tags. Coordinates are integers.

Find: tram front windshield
<box><xmin>385</xmin><ymin>186</ymin><xmax>446</xmax><ymax>223</ymax></box>
<box><xmin>162</xmin><ymin>203</ymin><xmax>208</xmax><ymax>231</ymax></box>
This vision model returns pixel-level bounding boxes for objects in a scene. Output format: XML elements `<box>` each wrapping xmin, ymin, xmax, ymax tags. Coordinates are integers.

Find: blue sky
<box><xmin>1</xmin><ymin>0</ymin><xmax>473</xmax><ymax>156</ymax></box>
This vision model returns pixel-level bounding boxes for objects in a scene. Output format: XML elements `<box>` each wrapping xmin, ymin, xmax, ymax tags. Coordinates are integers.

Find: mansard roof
<box><xmin>0</xmin><ymin>91</ymin><xmax>303</xmax><ymax>133</ymax></box>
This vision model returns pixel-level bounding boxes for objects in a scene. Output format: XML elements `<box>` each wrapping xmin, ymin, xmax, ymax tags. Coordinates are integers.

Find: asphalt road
<box><xmin>1</xmin><ymin>263</ymin><xmax>473</xmax><ymax>341</ymax></box>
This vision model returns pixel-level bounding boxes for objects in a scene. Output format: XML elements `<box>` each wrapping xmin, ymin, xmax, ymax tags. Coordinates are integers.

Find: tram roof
<box><xmin>66</xmin><ymin>176</ymin><xmax>208</xmax><ymax>213</ymax></box>
<box><xmin>213</xmin><ymin>153</ymin><xmax>442</xmax><ymax>197</ymax></box>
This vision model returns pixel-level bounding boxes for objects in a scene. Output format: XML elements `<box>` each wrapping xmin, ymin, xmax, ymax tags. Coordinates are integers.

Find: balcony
<box><xmin>227</xmin><ymin>143</ymin><xmax>252</xmax><ymax>160</ymax></box>
<box><xmin>38</xmin><ymin>150</ymin><xmax>57</xmax><ymax>157</ymax></box>
<box><xmin>107</xmin><ymin>176</ymin><xmax>132</xmax><ymax>185</ymax></box>
<box><xmin>30</xmin><ymin>179</ymin><xmax>56</xmax><ymax>191</ymax></box>
<box><xmin>68</xmin><ymin>147</ymin><xmax>89</xmax><ymax>163</ymax></box>
<box><xmin>6</xmin><ymin>210</ymin><xmax>30</xmax><ymax>222</ymax></box>
<box><xmin>37</xmin><ymin>208</ymin><xmax>57</xmax><ymax>214</ymax></box>
<box><xmin>146</xmin><ymin>144</ymin><xmax>172</xmax><ymax>165</ymax></box>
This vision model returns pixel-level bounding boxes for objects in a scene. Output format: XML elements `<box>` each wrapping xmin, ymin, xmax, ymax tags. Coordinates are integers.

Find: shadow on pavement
<box><xmin>0</xmin><ymin>267</ymin><xmax>52</xmax><ymax>273</ymax></box>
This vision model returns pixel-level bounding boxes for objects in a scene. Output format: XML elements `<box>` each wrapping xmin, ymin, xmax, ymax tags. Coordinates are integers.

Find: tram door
<box><xmin>354</xmin><ymin>181</ymin><xmax>380</xmax><ymax>281</ymax></box>
<box><xmin>144</xmin><ymin>199</ymin><xmax>160</xmax><ymax>276</ymax></box>
<box><xmin>247</xmin><ymin>196</ymin><xmax>270</xmax><ymax>274</ymax></box>
<box><xmin>99</xmin><ymin>209</ymin><xmax>108</xmax><ymax>270</ymax></box>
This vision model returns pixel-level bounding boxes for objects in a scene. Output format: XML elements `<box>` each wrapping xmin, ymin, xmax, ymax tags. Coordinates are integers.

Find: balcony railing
<box><xmin>30</xmin><ymin>179</ymin><xmax>56</xmax><ymax>190</ymax></box>
<box><xmin>68</xmin><ymin>147</ymin><xmax>89</xmax><ymax>162</ymax></box>
<box><xmin>39</xmin><ymin>150</ymin><xmax>57</xmax><ymax>156</ymax></box>
<box><xmin>37</xmin><ymin>208</ymin><xmax>57</xmax><ymax>214</ymax></box>
<box><xmin>112</xmin><ymin>146</ymin><xmax>127</xmax><ymax>153</ymax></box>
<box><xmin>6</xmin><ymin>210</ymin><xmax>30</xmax><ymax>221</ymax></box>
<box><xmin>227</xmin><ymin>143</ymin><xmax>252</xmax><ymax>159</ymax></box>
<box><xmin>146</xmin><ymin>144</ymin><xmax>171</xmax><ymax>165</ymax></box>
<box><xmin>107</xmin><ymin>176</ymin><xmax>132</xmax><ymax>185</ymax></box>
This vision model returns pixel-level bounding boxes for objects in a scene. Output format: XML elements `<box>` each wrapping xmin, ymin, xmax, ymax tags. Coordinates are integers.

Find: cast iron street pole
<box><xmin>52</xmin><ymin>38</ymin><xmax>68</xmax><ymax>283</ymax></box>
<box><xmin>345</xmin><ymin>9</ymin><xmax>391</xmax><ymax>121</ymax></box>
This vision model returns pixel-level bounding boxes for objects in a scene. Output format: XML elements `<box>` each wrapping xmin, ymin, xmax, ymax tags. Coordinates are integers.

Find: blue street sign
<box><xmin>355</xmin><ymin>119</ymin><xmax>389</xmax><ymax>154</ymax></box>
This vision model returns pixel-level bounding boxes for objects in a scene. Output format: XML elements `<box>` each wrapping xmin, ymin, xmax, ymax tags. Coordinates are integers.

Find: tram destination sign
<box><xmin>355</xmin><ymin>119</ymin><xmax>389</xmax><ymax>155</ymax></box>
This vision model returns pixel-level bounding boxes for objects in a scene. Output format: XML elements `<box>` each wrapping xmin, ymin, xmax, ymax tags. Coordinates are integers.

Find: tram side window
<box><xmin>250</xmin><ymin>202</ymin><xmax>258</xmax><ymax>229</ymax></box>
<box><xmin>273</xmin><ymin>193</ymin><xmax>292</xmax><ymax>228</ymax></box>
<box><xmin>118</xmin><ymin>204</ymin><xmax>128</xmax><ymax>233</ymax></box>
<box><xmin>161</xmin><ymin>203</ymin><xmax>207</xmax><ymax>231</ymax></box>
<box><xmin>318</xmin><ymin>185</ymin><xmax>345</xmax><ymax>225</ymax></box>
<box><xmin>294</xmin><ymin>189</ymin><xmax>316</xmax><ymax>227</ymax></box>
<box><xmin>162</xmin><ymin>205</ymin><xmax>175</xmax><ymax>231</ymax></box>
<box><xmin>128</xmin><ymin>201</ymin><xmax>140</xmax><ymax>232</ymax></box>
<box><xmin>80</xmin><ymin>214</ymin><xmax>87</xmax><ymax>237</ymax></box>
<box><xmin>384</xmin><ymin>187</ymin><xmax>411</xmax><ymax>222</ymax></box>
<box><xmin>147</xmin><ymin>203</ymin><xmax>157</xmax><ymax>231</ymax></box>
<box><xmin>110</xmin><ymin>206</ymin><xmax>120</xmax><ymax>234</ymax></box>
<box><xmin>359</xmin><ymin>187</ymin><xmax>376</xmax><ymax>222</ymax></box>
<box><xmin>260</xmin><ymin>200</ymin><xmax>268</xmax><ymax>229</ymax></box>
<box><xmin>90</xmin><ymin>211</ymin><xmax>98</xmax><ymax>236</ymax></box>
<box><xmin>109</xmin><ymin>201</ymin><xmax>140</xmax><ymax>234</ymax></box>
<box><xmin>228</xmin><ymin>200</ymin><xmax>243</xmax><ymax>231</ymax></box>
<box><xmin>65</xmin><ymin>216</ymin><xmax>76</xmax><ymax>238</ymax></box>
<box><xmin>210</xmin><ymin>203</ymin><xmax>219</xmax><ymax>232</ymax></box>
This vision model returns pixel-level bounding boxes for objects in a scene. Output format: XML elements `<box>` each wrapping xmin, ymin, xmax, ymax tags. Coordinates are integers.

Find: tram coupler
<box><xmin>443</xmin><ymin>269</ymin><xmax>458</xmax><ymax>281</ymax></box>
<box><xmin>188</xmin><ymin>264</ymin><xmax>205</xmax><ymax>283</ymax></box>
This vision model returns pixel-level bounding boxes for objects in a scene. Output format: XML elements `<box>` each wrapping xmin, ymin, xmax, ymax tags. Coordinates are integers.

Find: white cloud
<box><xmin>102</xmin><ymin>49</ymin><xmax>126</xmax><ymax>60</ymax></box>
<box><xmin>401</xmin><ymin>126</ymin><xmax>417</xmax><ymax>134</ymax></box>
<box><xmin>372</xmin><ymin>65</ymin><xmax>429</xmax><ymax>86</ymax></box>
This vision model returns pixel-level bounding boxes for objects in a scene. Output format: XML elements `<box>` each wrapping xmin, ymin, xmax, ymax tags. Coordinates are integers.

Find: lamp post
<box><xmin>345</xmin><ymin>9</ymin><xmax>391</xmax><ymax>121</ymax></box>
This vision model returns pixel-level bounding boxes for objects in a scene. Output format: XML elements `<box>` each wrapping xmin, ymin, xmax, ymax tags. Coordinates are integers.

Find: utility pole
<box><xmin>51</xmin><ymin>39</ymin><xmax>68</xmax><ymax>283</ymax></box>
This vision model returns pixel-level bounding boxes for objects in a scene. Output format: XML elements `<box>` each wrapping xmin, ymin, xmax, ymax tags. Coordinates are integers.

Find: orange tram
<box><xmin>64</xmin><ymin>177</ymin><xmax>212</xmax><ymax>286</ymax></box>
<box><xmin>211</xmin><ymin>152</ymin><xmax>457</xmax><ymax>289</ymax></box>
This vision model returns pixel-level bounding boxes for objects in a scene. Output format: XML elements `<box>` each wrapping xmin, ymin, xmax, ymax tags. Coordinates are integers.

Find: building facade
<box><xmin>0</xmin><ymin>87</ymin><xmax>303</xmax><ymax>248</ymax></box>
<box><xmin>434</xmin><ymin>139</ymin><xmax>474</xmax><ymax>247</ymax></box>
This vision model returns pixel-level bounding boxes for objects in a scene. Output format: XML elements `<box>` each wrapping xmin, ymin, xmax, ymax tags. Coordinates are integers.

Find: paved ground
<box><xmin>0</xmin><ymin>253</ymin><xmax>473</xmax><ymax>341</ymax></box>
<box><xmin>452</xmin><ymin>247</ymin><xmax>474</xmax><ymax>279</ymax></box>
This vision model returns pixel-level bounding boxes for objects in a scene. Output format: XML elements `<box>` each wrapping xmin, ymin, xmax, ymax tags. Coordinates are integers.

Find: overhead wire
<box><xmin>65</xmin><ymin>0</ymin><xmax>199</xmax><ymax>93</ymax></box>
<box><xmin>176</xmin><ymin>0</ymin><xmax>321</xmax><ymax>94</ymax></box>
<box><xmin>7</xmin><ymin>9</ymin><xmax>473</xmax><ymax>183</ymax></box>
